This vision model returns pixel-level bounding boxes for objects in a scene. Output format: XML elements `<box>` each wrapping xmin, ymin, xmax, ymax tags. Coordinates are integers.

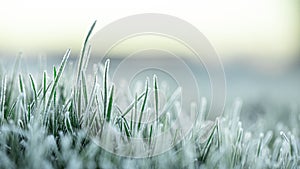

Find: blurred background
<box><xmin>0</xmin><ymin>0</ymin><xmax>299</xmax><ymax>126</ymax></box>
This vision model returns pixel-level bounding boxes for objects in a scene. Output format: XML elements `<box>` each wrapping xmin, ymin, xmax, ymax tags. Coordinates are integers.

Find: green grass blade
<box><xmin>43</xmin><ymin>71</ymin><xmax>47</xmax><ymax>110</ymax></box>
<box><xmin>130</xmin><ymin>94</ymin><xmax>135</xmax><ymax>132</ymax></box>
<box><xmin>6</xmin><ymin>100</ymin><xmax>16</xmax><ymax>120</ymax></box>
<box><xmin>153</xmin><ymin>75</ymin><xmax>159</xmax><ymax>122</ymax></box>
<box><xmin>149</xmin><ymin>125</ymin><xmax>153</xmax><ymax>145</ymax></box>
<box><xmin>103</xmin><ymin>59</ymin><xmax>110</xmax><ymax>118</ymax></box>
<box><xmin>138</xmin><ymin>79</ymin><xmax>149</xmax><ymax>131</ymax></box>
<box><xmin>77</xmin><ymin>80</ymin><xmax>82</xmax><ymax>125</ymax></box>
<box><xmin>44</xmin><ymin>49</ymin><xmax>71</xmax><ymax>124</ymax></box>
<box><xmin>29</xmin><ymin>74</ymin><xmax>38</xmax><ymax>106</ymax></box>
<box><xmin>201</xmin><ymin>125</ymin><xmax>217</xmax><ymax>161</ymax></box>
<box><xmin>83</xmin><ymin>45</ymin><xmax>92</xmax><ymax>71</ymax></box>
<box><xmin>115</xmin><ymin>105</ymin><xmax>131</xmax><ymax>137</ymax></box>
<box><xmin>18</xmin><ymin>74</ymin><xmax>24</xmax><ymax>94</ymax></box>
<box><xmin>81</xmin><ymin>71</ymin><xmax>88</xmax><ymax>106</ymax></box>
<box><xmin>133</xmin><ymin>93</ymin><xmax>138</xmax><ymax>133</ymax></box>
<box><xmin>77</xmin><ymin>21</ymin><xmax>97</xmax><ymax>84</ymax></box>
<box><xmin>124</xmin><ymin>121</ymin><xmax>131</xmax><ymax>138</ymax></box>
<box><xmin>121</xmin><ymin>92</ymin><xmax>146</xmax><ymax>118</ymax></box>
<box><xmin>85</xmin><ymin>76</ymin><xmax>97</xmax><ymax>127</ymax></box>
<box><xmin>53</xmin><ymin>66</ymin><xmax>57</xmax><ymax>108</ymax></box>
<box><xmin>65</xmin><ymin>111</ymin><xmax>74</xmax><ymax>134</ymax></box>
<box><xmin>106</xmin><ymin>85</ymin><xmax>114</xmax><ymax>123</ymax></box>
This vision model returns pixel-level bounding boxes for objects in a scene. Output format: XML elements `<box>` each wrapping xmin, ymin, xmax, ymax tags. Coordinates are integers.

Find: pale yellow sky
<box><xmin>0</xmin><ymin>0</ymin><xmax>299</xmax><ymax>62</ymax></box>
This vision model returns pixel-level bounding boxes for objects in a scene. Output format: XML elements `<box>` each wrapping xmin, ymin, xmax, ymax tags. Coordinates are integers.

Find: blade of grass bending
<box><xmin>32</xmin><ymin>73</ymin><xmax>52</xmax><ymax>101</ymax></box>
<box><xmin>77</xmin><ymin>21</ymin><xmax>97</xmax><ymax>84</ymax></box>
<box><xmin>106</xmin><ymin>85</ymin><xmax>114</xmax><ymax>122</ymax></box>
<box><xmin>83</xmin><ymin>45</ymin><xmax>92</xmax><ymax>71</ymax></box>
<box><xmin>29</xmin><ymin>72</ymin><xmax>53</xmax><ymax>117</ymax></box>
<box><xmin>121</xmin><ymin>92</ymin><xmax>146</xmax><ymax>118</ymax></box>
<box><xmin>87</xmin><ymin>109</ymin><xmax>97</xmax><ymax>132</ymax></box>
<box><xmin>201</xmin><ymin>124</ymin><xmax>217</xmax><ymax>161</ymax></box>
<box><xmin>103</xmin><ymin>59</ymin><xmax>110</xmax><ymax>118</ymax></box>
<box><xmin>44</xmin><ymin>49</ymin><xmax>71</xmax><ymax>124</ymax></box>
<box><xmin>115</xmin><ymin>105</ymin><xmax>131</xmax><ymax>137</ymax></box>
<box><xmin>29</xmin><ymin>74</ymin><xmax>38</xmax><ymax>107</ymax></box>
<box><xmin>86</xmin><ymin>76</ymin><xmax>97</xmax><ymax>127</ymax></box>
<box><xmin>115</xmin><ymin>105</ymin><xmax>125</xmax><ymax>124</ymax></box>
<box><xmin>34</xmin><ymin>76</ymin><xmax>53</xmax><ymax>112</ymax></box>
<box><xmin>62</xmin><ymin>97</ymin><xmax>72</xmax><ymax>113</ymax></box>
<box><xmin>138</xmin><ymin>80</ymin><xmax>149</xmax><ymax>131</ymax></box>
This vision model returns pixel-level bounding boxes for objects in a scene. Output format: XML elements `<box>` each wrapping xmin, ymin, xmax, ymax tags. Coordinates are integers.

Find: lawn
<box><xmin>0</xmin><ymin>22</ymin><xmax>299</xmax><ymax>169</ymax></box>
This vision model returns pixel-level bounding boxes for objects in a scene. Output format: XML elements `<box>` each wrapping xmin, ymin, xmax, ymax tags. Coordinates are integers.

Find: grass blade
<box><xmin>149</xmin><ymin>125</ymin><xmax>153</xmax><ymax>145</ymax></box>
<box><xmin>153</xmin><ymin>75</ymin><xmax>159</xmax><ymax>122</ymax></box>
<box><xmin>77</xmin><ymin>80</ymin><xmax>82</xmax><ymax>125</ymax></box>
<box><xmin>133</xmin><ymin>93</ymin><xmax>138</xmax><ymax>133</ymax></box>
<box><xmin>77</xmin><ymin>21</ymin><xmax>97</xmax><ymax>84</ymax></box>
<box><xmin>53</xmin><ymin>66</ymin><xmax>57</xmax><ymax>108</ymax></box>
<box><xmin>121</xmin><ymin>92</ymin><xmax>146</xmax><ymax>118</ymax></box>
<box><xmin>0</xmin><ymin>76</ymin><xmax>6</xmax><ymax>124</ymax></box>
<box><xmin>138</xmin><ymin>79</ymin><xmax>149</xmax><ymax>131</ymax></box>
<box><xmin>43</xmin><ymin>71</ymin><xmax>47</xmax><ymax>110</ymax></box>
<box><xmin>124</xmin><ymin>121</ymin><xmax>131</xmax><ymax>138</ymax></box>
<box><xmin>81</xmin><ymin>71</ymin><xmax>88</xmax><ymax>106</ymax></box>
<box><xmin>85</xmin><ymin>76</ymin><xmax>97</xmax><ymax>127</ymax></box>
<box><xmin>106</xmin><ymin>85</ymin><xmax>114</xmax><ymax>122</ymax></box>
<box><xmin>18</xmin><ymin>74</ymin><xmax>24</xmax><ymax>94</ymax></box>
<box><xmin>44</xmin><ymin>49</ymin><xmax>71</xmax><ymax>124</ymax></box>
<box><xmin>103</xmin><ymin>59</ymin><xmax>110</xmax><ymax>118</ymax></box>
<box><xmin>29</xmin><ymin>74</ymin><xmax>38</xmax><ymax>106</ymax></box>
<box><xmin>115</xmin><ymin>105</ymin><xmax>131</xmax><ymax>137</ymax></box>
<box><xmin>83</xmin><ymin>45</ymin><xmax>92</xmax><ymax>71</ymax></box>
<box><xmin>65</xmin><ymin>111</ymin><xmax>74</xmax><ymax>134</ymax></box>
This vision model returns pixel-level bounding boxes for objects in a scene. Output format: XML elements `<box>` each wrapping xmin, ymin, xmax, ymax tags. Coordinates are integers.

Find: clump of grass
<box><xmin>0</xmin><ymin>21</ymin><xmax>299</xmax><ymax>169</ymax></box>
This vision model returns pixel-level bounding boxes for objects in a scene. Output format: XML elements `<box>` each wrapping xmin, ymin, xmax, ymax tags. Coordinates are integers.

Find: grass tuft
<box><xmin>0</xmin><ymin>22</ymin><xmax>299</xmax><ymax>169</ymax></box>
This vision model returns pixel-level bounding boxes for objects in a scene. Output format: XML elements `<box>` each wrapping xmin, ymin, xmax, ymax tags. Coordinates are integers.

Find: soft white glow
<box><xmin>0</xmin><ymin>0</ymin><xmax>299</xmax><ymax>61</ymax></box>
